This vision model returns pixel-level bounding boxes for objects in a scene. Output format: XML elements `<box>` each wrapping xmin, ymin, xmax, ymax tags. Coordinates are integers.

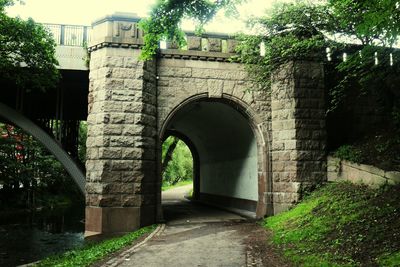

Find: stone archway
<box><xmin>86</xmin><ymin>13</ymin><xmax>327</xmax><ymax>234</ymax></box>
<box><xmin>158</xmin><ymin>95</ymin><xmax>270</xmax><ymax>218</ymax></box>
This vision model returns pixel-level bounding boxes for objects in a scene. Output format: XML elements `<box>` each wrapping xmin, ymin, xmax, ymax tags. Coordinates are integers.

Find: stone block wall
<box><xmin>328</xmin><ymin>156</ymin><xmax>400</xmax><ymax>187</ymax></box>
<box><xmin>86</xmin><ymin>47</ymin><xmax>157</xmax><ymax>234</ymax></box>
<box><xmin>270</xmin><ymin>61</ymin><xmax>327</xmax><ymax>214</ymax></box>
<box><xmin>157</xmin><ymin>58</ymin><xmax>271</xmax><ymax>136</ymax></box>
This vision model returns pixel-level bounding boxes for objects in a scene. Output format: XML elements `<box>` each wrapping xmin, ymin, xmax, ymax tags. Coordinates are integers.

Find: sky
<box><xmin>5</xmin><ymin>0</ymin><xmax>289</xmax><ymax>33</ymax></box>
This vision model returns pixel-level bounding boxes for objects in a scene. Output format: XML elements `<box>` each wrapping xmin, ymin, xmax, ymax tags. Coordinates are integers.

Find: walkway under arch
<box><xmin>159</xmin><ymin>96</ymin><xmax>269</xmax><ymax>218</ymax></box>
<box><xmin>0</xmin><ymin>102</ymin><xmax>85</xmax><ymax>194</ymax></box>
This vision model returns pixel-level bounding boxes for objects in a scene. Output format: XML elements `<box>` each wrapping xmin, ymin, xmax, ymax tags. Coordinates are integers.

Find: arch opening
<box><xmin>161</xmin><ymin>135</ymin><xmax>195</xmax><ymax>194</ymax></box>
<box><xmin>160</xmin><ymin>98</ymin><xmax>267</xmax><ymax>218</ymax></box>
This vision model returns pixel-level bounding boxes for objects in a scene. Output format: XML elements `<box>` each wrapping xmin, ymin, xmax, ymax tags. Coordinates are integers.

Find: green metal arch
<box><xmin>0</xmin><ymin>102</ymin><xmax>85</xmax><ymax>195</ymax></box>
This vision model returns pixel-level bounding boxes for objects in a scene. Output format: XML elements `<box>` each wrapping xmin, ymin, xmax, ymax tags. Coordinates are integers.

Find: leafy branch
<box><xmin>139</xmin><ymin>0</ymin><xmax>243</xmax><ymax>60</ymax></box>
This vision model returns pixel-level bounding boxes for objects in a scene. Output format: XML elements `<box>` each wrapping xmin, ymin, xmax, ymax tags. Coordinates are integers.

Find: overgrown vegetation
<box><xmin>333</xmin><ymin>145</ymin><xmax>364</xmax><ymax>163</ymax></box>
<box><xmin>234</xmin><ymin>2</ymin><xmax>336</xmax><ymax>90</ymax></box>
<box><xmin>334</xmin><ymin>131</ymin><xmax>400</xmax><ymax>171</ymax></box>
<box><xmin>265</xmin><ymin>182</ymin><xmax>400</xmax><ymax>266</ymax></box>
<box><xmin>36</xmin><ymin>225</ymin><xmax>157</xmax><ymax>267</ymax></box>
<box><xmin>162</xmin><ymin>136</ymin><xmax>193</xmax><ymax>188</ymax></box>
<box><xmin>233</xmin><ymin>1</ymin><xmax>400</xmax><ymax>171</ymax></box>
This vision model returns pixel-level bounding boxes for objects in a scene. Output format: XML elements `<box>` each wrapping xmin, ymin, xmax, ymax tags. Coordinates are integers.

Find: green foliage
<box><xmin>333</xmin><ymin>145</ymin><xmax>363</xmax><ymax>163</ymax></box>
<box><xmin>234</xmin><ymin>1</ymin><xmax>338</xmax><ymax>90</ymax></box>
<box><xmin>329</xmin><ymin>0</ymin><xmax>400</xmax><ymax>46</ymax></box>
<box><xmin>0</xmin><ymin>123</ymin><xmax>81</xmax><ymax>209</ymax></box>
<box><xmin>333</xmin><ymin>132</ymin><xmax>400</xmax><ymax>171</ymax></box>
<box><xmin>36</xmin><ymin>225</ymin><xmax>157</xmax><ymax>267</ymax></box>
<box><xmin>78</xmin><ymin>121</ymin><xmax>87</xmax><ymax>164</ymax></box>
<box><xmin>139</xmin><ymin>0</ymin><xmax>242</xmax><ymax>59</ymax></box>
<box><xmin>234</xmin><ymin>0</ymin><xmax>400</xmax><ymax>120</ymax></box>
<box><xmin>162</xmin><ymin>137</ymin><xmax>193</xmax><ymax>186</ymax></box>
<box><xmin>265</xmin><ymin>182</ymin><xmax>400</xmax><ymax>266</ymax></box>
<box><xmin>325</xmin><ymin>0</ymin><xmax>400</xmax><ymax>113</ymax></box>
<box><xmin>0</xmin><ymin>0</ymin><xmax>59</xmax><ymax>91</ymax></box>
<box><xmin>378</xmin><ymin>251</ymin><xmax>400</xmax><ymax>267</ymax></box>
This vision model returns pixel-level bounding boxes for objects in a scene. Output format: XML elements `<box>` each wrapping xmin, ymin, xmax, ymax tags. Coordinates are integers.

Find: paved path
<box><xmin>101</xmin><ymin>185</ymin><xmax>274</xmax><ymax>267</ymax></box>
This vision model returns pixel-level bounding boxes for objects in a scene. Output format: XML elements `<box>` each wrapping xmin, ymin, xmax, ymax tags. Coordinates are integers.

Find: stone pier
<box><xmin>85</xmin><ymin>13</ymin><xmax>157</xmax><ymax>234</ymax></box>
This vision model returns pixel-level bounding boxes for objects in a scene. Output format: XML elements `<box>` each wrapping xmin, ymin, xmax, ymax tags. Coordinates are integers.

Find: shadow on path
<box><xmin>162</xmin><ymin>184</ymin><xmax>245</xmax><ymax>226</ymax></box>
<box><xmin>100</xmin><ymin>185</ymin><xmax>290</xmax><ymax>267</ymax></box>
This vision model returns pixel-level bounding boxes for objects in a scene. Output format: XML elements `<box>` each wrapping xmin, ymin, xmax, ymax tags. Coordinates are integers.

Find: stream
<box><xmin>0</xmin><ymin>204</ymin><xmax>85</xmax><ymax>267</ymax></box>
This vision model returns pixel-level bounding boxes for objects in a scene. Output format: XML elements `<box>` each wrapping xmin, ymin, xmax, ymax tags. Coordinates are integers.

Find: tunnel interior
<box><xmin>163</xmin><ymin>99</ymin><xmax>259</xmax><ymax>213</ymax></box>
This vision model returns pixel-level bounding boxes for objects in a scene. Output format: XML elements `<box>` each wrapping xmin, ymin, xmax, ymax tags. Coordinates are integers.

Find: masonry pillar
<box><xmin>85</xmin><ymin>13</ymin><xmax>157</xmax><ymax>234</ymax></box>
<box><xmin>270</xmin><ymin>60</ymin><xmax>326</xmax><ymax>214</ymax></box>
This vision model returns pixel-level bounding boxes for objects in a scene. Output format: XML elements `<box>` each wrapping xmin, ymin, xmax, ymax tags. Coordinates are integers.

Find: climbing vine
<box><xmin>233</xmin><ymin>1</ymin><xmax>400</xmax><ymax>115</ymax></box>
<box><xmin>233</xmin><ymin>2</ymin><xmax>337</xmax><ymax>90</ymax></box>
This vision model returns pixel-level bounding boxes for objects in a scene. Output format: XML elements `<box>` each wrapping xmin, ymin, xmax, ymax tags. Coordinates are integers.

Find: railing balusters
<box><xmin>42</xmin><ymin>23</ymin><xmax>89</xmax><ymax>47</ymax></box>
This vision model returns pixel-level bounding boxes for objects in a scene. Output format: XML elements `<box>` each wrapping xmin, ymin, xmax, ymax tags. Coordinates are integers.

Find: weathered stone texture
<box><xmin>187</xmin><ymin>36</ymin><xmax>202</xmax><ymax>50</ymax></box>
<box><xmin>86</xmin><ymin>47</ymin><xmax>157</xmax><ymax>233</ymax></box>
<box><xmin>208</xmin><ymin>38</ymin><xmax>222</xmax><ymax>52</ymax></box>
<box><xmin>156</xmin><ymin>59</ymin><xmax>271</xmax><ymax>136</ymax></box>
<box><xmin>328</xmin><ymin>156</ymin><xmax>400</xmax><ymax>187</ymax></box>
<box><xmin>270</xmin><ymin>61</ymin><xmax>326</xmax><ymax>214</ymax></box>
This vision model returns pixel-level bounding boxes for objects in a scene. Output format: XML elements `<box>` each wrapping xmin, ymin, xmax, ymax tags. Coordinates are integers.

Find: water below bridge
<box><xmin>0</xmin><ymin>185</ymin><xmax>264</xmax><ymax>266</ymax></box>
<box><xmin>0</xmin><ymin>204</ymin><xmax>85</xmax><ymax>267</ymax></box>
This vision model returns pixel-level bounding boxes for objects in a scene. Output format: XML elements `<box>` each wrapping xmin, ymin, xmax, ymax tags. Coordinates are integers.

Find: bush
<box><xmin>333</xmin><ymin>145</ymin><xmax>363</xmax><ymax>163</ymax></box>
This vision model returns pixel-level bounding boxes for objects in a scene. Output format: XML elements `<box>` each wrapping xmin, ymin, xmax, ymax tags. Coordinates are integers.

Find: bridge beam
<box><xmin>85</xmin><ymin>13</ymin><xmax>157</xmax><ymax>235</ymax></box>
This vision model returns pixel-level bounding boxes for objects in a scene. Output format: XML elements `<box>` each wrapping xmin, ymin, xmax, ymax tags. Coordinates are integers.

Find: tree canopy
<box><xmin>0</xmin><ymin>0</ymin><xmax>59</xmax><ymax>91</ymax></box>
<box><xmin>329</xmin><ymin>0</ymin><xmax>400</xmax><ymax>46</ymax></box>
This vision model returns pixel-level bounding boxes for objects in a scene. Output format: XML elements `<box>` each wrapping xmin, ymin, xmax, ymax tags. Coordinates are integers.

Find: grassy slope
<box><xmin>265</xmin><ymin>182</ymin><xmax>400</xmax><ymax>266</ymax></box>
<box><xmin>36</xmin><ymin>225</ymin><xmax>157</xmax><ymax>267</ymax></box>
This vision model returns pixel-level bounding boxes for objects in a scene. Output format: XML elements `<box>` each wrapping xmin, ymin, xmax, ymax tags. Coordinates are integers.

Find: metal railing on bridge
<box><xmin>43</xmin><ymin>23</ymin><xmax>91</xmax><ymax>47</ymax></box>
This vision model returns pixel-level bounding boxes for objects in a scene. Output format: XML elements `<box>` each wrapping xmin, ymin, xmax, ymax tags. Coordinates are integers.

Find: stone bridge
<box><xmin>84</xmin><ymin>13</ymin><xmax>327</xmax><ymax>235</ymax></box>
<box><xmin>0</xmin><ymin>12</ymin><xmax>327</xmax><ymax>235</ymax></box>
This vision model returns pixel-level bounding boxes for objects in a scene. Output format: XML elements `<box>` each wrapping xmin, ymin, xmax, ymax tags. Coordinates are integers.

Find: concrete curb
<box><xmin>102</xmin><ymin>224</ymin><xmax>166</xmax><ymax>267</ymax></box>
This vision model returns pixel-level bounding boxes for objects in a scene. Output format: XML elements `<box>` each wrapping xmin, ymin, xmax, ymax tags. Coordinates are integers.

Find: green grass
<box><xmin>35</xmin><ymin>225</ymin><xmax>157</xmax><ymax>267</ymax></box>
<box><xmin>162</xmin><ymin>179</ymin><xmax>192</xmax><ymax>191</ymax></box>
<box><xmin>264</xmin><ymin>182</ymin><xmax>400</xmax><ymax>266</ymax></box>
<box><xmin>378</xmin><ymin>251</ymin><xmax>400</xmax><ymax>266</ymax></box>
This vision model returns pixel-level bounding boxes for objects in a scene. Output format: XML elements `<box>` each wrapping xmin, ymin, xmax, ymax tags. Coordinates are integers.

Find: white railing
<box><xmin>43</xmin><ymin>23</ymin><xmax>91</xmax><ymax>47</ymax></box>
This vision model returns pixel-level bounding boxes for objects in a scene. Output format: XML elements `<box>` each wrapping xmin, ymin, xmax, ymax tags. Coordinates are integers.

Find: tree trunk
<box><xmin>162</xmin><ymin>137</ymin><xmax>178</xmax><ymax>175</ymax></box>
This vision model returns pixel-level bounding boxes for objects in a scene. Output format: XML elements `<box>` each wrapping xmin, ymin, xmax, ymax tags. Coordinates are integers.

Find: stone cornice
<box><xmin>88</xmin><ymin>42</ymin><xmax>143</xmax><ymax>52</ymax></box>
<box><xmin>159</xmin><ymin>49</ymin><xmax>235</xmax><ymax>62</ymax></box>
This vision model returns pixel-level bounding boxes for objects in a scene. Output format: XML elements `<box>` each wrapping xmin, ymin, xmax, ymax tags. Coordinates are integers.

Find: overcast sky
<box><xmin>5</xmin><ymin>0</ymin><xmax>291</xmax><ymax>33</ymax></box>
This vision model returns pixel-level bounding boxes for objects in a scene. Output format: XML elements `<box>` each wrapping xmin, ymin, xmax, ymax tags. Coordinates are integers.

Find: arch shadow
<box><xmin>0</xmin><ymin>102</ymin><xmax>85</xmax><ymax>195</ymax></box>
